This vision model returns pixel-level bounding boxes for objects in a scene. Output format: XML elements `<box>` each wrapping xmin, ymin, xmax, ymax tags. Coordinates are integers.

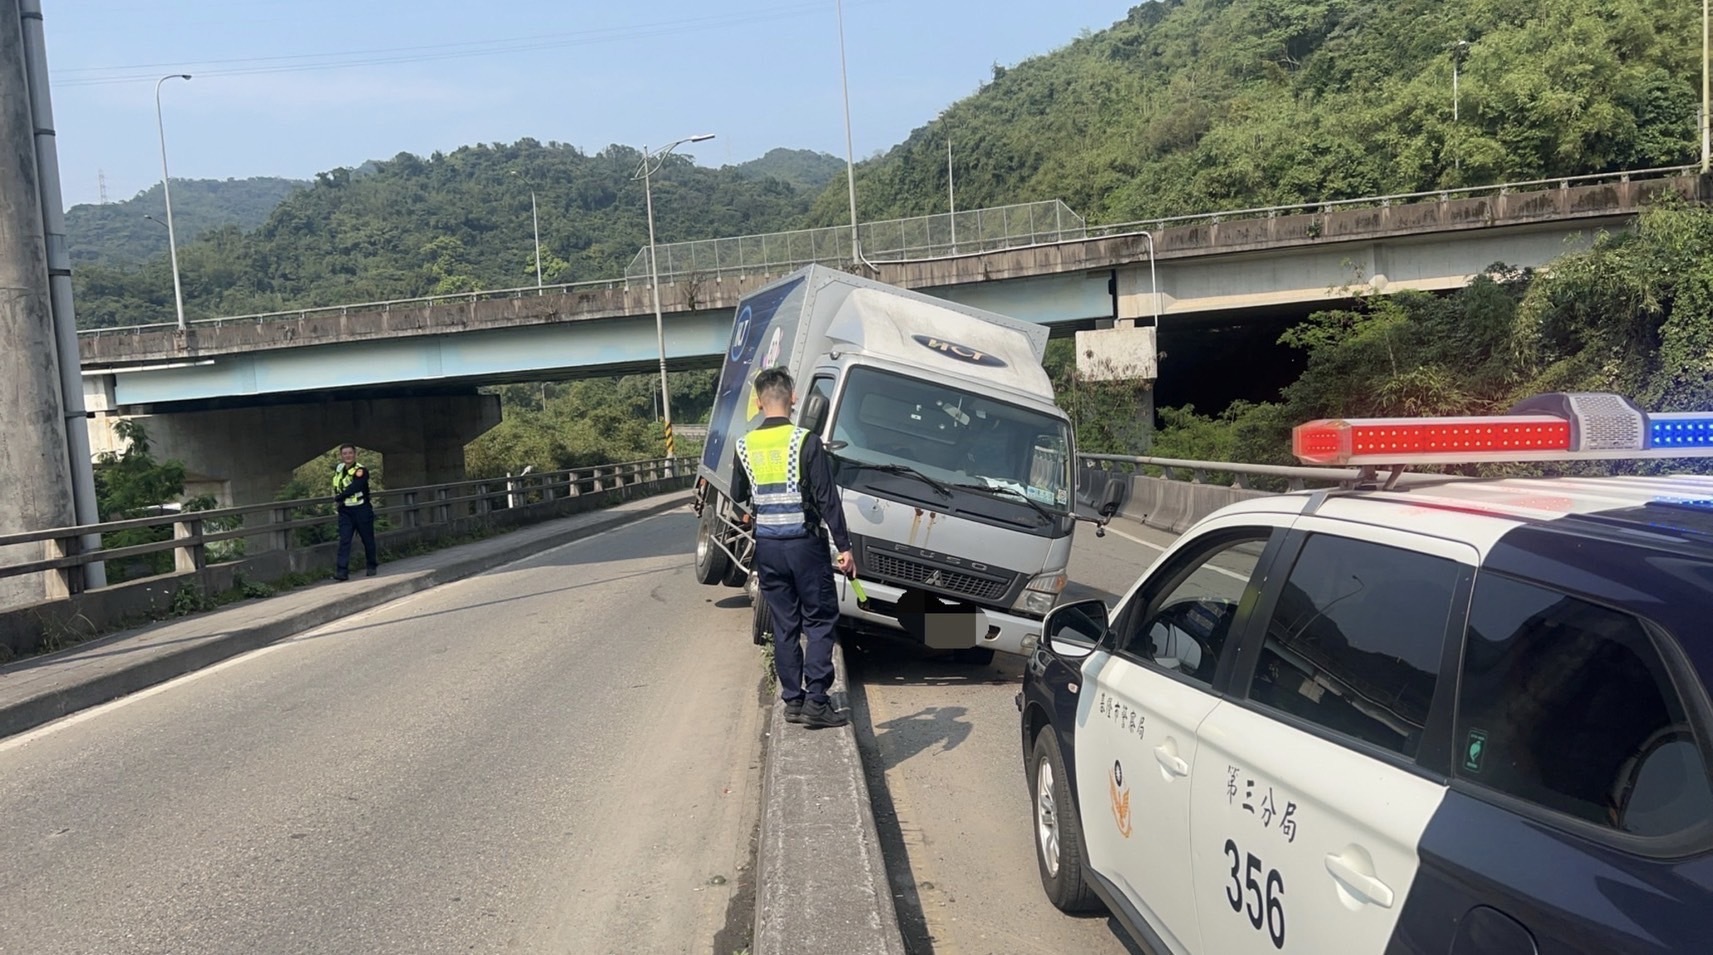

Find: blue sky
<box><xmin>43</xmin><ymin>0</ymin><xmax>1135</xmax><ymax>208</ymax></box>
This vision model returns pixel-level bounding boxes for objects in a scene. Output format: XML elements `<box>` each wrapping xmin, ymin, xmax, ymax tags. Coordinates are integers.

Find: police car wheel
<box><xmin>752</xmin><ymin>592</ymin><xmax>773</xmax><ymax>647</ymax></box>
<box><xmin>1030</xmin><ymin>729</ymin><xmax>1103</xmax><ymax>914</ymax></box>
<box><xmin>694</xmin><ymin>507</ymin><xmax>730</xmax><ymax>586</ymax></box>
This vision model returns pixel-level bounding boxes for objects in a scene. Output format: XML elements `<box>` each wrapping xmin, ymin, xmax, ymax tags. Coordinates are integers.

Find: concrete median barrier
<box><xmin>754</xmin><ymin>640</ymin><xmax>906</xmax><ymax>955</ymax></box>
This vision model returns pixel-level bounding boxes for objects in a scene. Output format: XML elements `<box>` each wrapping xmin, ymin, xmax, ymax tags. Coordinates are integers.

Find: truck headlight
<box><xmin>1016</xmin><ymin>571</ymin><xmax>1067</xmax><ymax>616</ymax></box>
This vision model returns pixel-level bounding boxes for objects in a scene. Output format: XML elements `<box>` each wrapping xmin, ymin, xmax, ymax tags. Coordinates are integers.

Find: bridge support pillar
<box><xmin>1073</xmin><ymin>267</ymin><xmax>1161</xmax><ymax>452</ymax></box>
<box><xmin>89</xmin><ymin>392</ymin><xmax>502</xmax><ymax>550</ymax></box>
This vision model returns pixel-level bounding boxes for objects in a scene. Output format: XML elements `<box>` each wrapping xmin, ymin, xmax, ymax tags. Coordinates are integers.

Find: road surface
<box><xmin>848</xmin><ymin>518</ymin><xmax>1177</xmax><ymax>955</ymax></box>
<box><xmin>0</xmin><ymin>512</ymin><xmax>764</xmax><ymax>955</ymax></box>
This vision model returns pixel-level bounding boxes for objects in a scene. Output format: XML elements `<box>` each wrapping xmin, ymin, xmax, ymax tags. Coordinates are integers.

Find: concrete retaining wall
<box><xmin>1077</xmin><ymin>466</ymin><xmax>1273</xmax><ymax>535</ymax></box>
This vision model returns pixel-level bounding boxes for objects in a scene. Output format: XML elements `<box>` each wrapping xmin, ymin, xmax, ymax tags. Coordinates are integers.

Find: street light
<box><xmin>511</xmin><ymin>170</ymin><xmax>543</xmax><ymax>289</ymax></box>
<box><xmin>154</xmin><ymin>73</ymin><xmax>191</xmax><ymax>331</ymax></box>
<box><xmin>633</xmin><ymin>133</ymin><xmax>715</xmax><ymax>461</ymax></box>
<box><xmin>836</xmin><ymin>0</ymin><xmax>861</xmax><ymax>264</ymax></box>
<box><xmin>1448</xmin><ymin>40</ymin><xmax>1471</xmax><ymax>173</ymax></box>
<box><xmin>947</xmin><ymin>135</ymin><xmax>956</xmax><ymax>253</ymax></box>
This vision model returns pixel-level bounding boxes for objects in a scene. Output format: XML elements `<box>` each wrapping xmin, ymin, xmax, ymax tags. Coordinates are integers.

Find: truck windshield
<box><xmin>829</xmin><ymin>366</ymin><xmax>1073</xmax><ymax>512</ymax></box>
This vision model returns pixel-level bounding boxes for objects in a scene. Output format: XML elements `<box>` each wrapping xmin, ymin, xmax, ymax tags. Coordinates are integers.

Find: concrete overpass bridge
<box><xmin>75</xmin><ymin>167</ymin><xmax>1709</xmax><ymax>508</ymax></box>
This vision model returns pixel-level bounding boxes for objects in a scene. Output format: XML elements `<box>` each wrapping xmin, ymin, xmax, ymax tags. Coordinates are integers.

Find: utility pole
<box><xmin>19</xmin><ymin>0</ymin><xmax>103</xmax><ymax>588</ymax></box>
<box><xmin>0</xmin><ymin>0</ymin><xmax>80</xmax><ymax>606</ymax></box>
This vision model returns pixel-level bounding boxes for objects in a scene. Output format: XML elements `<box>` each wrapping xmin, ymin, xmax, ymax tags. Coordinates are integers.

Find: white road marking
<box><xmin>1100</xmin><ymin>522</ymin><xmax>1249</xmax><ymax>582</ymax></box>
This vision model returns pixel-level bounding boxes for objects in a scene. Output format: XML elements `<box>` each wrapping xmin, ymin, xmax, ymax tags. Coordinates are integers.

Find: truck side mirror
<box><xmin>1098</xmin><ymin>479</ymin><xmax>1126</xmax><ymax>519</ymax></box>
<box><xmin>801</xmin><ymin>393</ymin><xmax>830</xmax><ymax>434</ymax></box>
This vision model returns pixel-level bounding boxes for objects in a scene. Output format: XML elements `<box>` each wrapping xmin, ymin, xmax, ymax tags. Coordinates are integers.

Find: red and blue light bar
<box><xmin>1294</xmin><ymin>393</ymin><xmax>1713</xmax><ymax>466</ymax></box>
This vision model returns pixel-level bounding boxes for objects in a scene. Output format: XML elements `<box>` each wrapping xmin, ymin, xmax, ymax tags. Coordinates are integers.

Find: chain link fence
<box><xmin>625</xmin><ymin>200</ymin><xmax>1086</xmax><ymax>282</ymax></box>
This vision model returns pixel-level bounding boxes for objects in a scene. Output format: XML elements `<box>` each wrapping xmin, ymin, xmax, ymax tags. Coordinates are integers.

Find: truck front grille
<box><xmin>866</xmin><ymin>551</ymin><xmax>1011</xmax><ymax>602</ymax></box>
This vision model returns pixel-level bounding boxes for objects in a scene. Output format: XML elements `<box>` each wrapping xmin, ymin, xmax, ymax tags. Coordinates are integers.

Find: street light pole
<box><xmin>836</xmin><ymin>0</ymin><xmax>861</xmax><ymax>265</ymax></box>
<box><xmin>634</xmin><ymin>133</ymin><xmax>715</xmax><ymax>462</ymax></box>
<box><xmin>947</xmin><ymin>136</ymin><xmax>957</xmax><ymax>253</ymax></box>
<box><xmin>154</xmin><ymin>73</ymin><xmax>190</xmax><ymax>331</ymax></box>
<box><xmin>1702</xmin><ymin>0</ymin><xmax>1709</xmax><ymax>172</ymax></box>
<box><xmin>1449</xmin><ymin>40</ymin><xmax>1470</xmax><ymax>174</ymax></box>
<box><xmin>1140</xmin><ymin>230</ymin><xmax>1160</xmax><ymax>331</ymax></box>
<box><xmin>530</xmin><ymin>188</ymin><xmax>543</xmax><ymax>289</ymax></box>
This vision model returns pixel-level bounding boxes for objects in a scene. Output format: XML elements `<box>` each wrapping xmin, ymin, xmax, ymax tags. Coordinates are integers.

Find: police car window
<box><xmin>1249</xmin><ymin>535</ymin><xmax>1457</xmax><ymax>759</ymax></box>
<box><xmin>1457</xmin><ymin>575</ymin><xmax>1713</xmax><ymax>838</ymax></box>
<box><xmin>1119</xmin><ymin>533</ymin><xmax>1268</xmax><ymax>686</ymax></box>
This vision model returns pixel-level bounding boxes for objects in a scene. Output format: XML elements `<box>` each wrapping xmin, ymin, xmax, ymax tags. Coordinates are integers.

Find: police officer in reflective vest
<box><xmin>731</xmin><ymin>367</ymin><xmax>856</xmax><ymax>729</ymax></box>
<box><xmin>332</xmin><ymin>443</ymin><xmax>378</xmax><ymax>581</ymax></box>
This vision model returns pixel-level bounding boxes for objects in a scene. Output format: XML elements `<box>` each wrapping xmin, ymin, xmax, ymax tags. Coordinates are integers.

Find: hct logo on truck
<box><xmin>911</xmin><ymin>334</ymin><xmax>1007</xmax><ymax>368</ymax></box>
<box><xmin>729</xmin><ymin>306</ymin><xmax>753</xmax><ymax>359</ymax></box>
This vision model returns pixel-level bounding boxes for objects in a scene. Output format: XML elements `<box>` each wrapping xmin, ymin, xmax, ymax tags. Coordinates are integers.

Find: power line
<box><xmin>50</xmin><ymin>3</ymin><xmax>836</xmax><ymax>87</ymax></box>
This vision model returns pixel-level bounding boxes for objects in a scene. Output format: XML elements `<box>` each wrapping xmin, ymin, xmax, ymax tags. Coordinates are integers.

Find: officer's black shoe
<box><xmin>365</xmin><ymin>567</ymin><xmax>377</xmax><ymax>577</ymax></box>
<box><xmin>784</xmin><ymin>699</ymin><xmax>806</xmax><ymax>724</ymax></box>
<box><xmin>333</xmin><ymin>573</ymin><xmax>349</xmax><ymax>582</ymax></box>
<box><xmin>799</xmin><ymin>699</ymin><xmax>848</xmax><ymax>729</ymax></box>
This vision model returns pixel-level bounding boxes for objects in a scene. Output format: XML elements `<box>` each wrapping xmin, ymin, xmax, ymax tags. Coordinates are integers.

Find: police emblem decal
<box><xmin>1109</xmin><ymin>760</ymin><xmax>1132</xmax><ymax>838</ymax></box>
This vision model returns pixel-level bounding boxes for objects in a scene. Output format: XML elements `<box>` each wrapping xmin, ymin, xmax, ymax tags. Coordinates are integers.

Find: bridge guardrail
<box><xmin>77</xmin><ymin>165</ymin><xmax>1703</xmax><ymax>338</ymax></box>
<box><xmin>0</xmin><ymin>457</ymin><xmax>692</xmax><ymax>595</ymax></box>
<box><xmin>870</xmin><ymin>164</ymin><xmax>1702</xmax><ymax>265</ymax></box>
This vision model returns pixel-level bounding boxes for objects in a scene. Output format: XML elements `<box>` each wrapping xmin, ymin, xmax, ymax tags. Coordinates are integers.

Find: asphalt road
<box><xmin>0</xmin><ymin>512</ymin><xmax>765</xmax><ymax>955</ymax></box>
<box><xmin>847</xmin><ymin>518</ymin><xmax>1178</xmax><ymax>955</ymax></box>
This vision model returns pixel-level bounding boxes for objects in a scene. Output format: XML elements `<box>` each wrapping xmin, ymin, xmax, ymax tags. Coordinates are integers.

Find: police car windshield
<box><xmin>829</xmin><ymin>366</ymin><xmax>1073</xmax><ymax>512</ymax></box>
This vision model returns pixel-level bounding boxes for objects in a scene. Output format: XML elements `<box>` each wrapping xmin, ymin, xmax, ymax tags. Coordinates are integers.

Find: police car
<box><xmin>1020</xmin><ymin>394</ymin><xmax>1713</xmax><ymax>954</ymax></box>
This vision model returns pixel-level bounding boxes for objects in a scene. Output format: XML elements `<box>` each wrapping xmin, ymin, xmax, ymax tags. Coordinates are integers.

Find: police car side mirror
<box><xmin>1043</xmin><ymin>599</ymin><xmax>1110</xmax><ymax>660</ymax></box>
<box><xmin>801</xmin><ymin>393</ymin><xmax>830</xmax><ymax>434</ymax></box>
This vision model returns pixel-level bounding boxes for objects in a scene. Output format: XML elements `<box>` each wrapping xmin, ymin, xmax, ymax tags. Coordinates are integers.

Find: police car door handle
<box><xmin>1152</xmin><ymin>745</ymin><xmax>1189</xmax><ymax>777</ymax></box>
<box><xmin>1323</xmin><ymin>853</ymin><xmax>1396</xmax><ymax>908</ymax></box>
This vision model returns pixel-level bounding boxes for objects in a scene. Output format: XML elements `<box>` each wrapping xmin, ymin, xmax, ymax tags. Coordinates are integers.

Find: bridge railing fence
<box><xmin>623</xmin><ymin>199</ymin><xmax>1087</xmax><ymax>282</ymax></box>
<box><xmin>78</xmin><ymin>165</ymin><xmax>1701</xmax><ymax>337</ymax></box>
<box><xmin>0</xmin><ymin>457</ymin><xmax>693</xmax><ymax>597</ymax></box>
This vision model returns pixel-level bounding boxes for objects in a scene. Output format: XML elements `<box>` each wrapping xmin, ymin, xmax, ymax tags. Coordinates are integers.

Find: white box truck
<box><xmin>691</xmin><ymin>265</ymin><xmax>1116</xmax><ymax>662</ymax></box>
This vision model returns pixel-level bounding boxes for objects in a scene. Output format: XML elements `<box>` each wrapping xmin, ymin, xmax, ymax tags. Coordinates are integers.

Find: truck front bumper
<box><xmin>833</xmin><ymin>576</ymin><xmax>1042</xmax><ymax>657</ymax></box>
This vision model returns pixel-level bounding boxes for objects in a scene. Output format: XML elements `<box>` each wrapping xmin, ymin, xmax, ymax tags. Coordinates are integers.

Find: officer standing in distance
<box><xmin>332</xmin><ymin>443</ymin><xmax>378</xmax><ymax>581</ymax></box>
<box><xmin>731</xmin><ymin>367</ymin><xmax>856</xmax><ymax>729</ymax></box>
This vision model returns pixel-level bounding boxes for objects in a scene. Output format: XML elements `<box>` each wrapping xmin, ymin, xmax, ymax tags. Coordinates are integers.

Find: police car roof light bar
<box><xmin>1293</xmin><ymin>393</ymin><xmax>1713</xmax><ymax>466</ymax></box>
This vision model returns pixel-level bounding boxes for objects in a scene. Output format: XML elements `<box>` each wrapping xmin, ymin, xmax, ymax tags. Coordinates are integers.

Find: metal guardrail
<box><xmin>0</xmin><ymin>457</ymin><xmax>691</xmax><ymax>593</ymax></box>
<box><xmin>77</xmin><ymin>166</ymin><xmax>1700</xmax><ymax>339</ymax></box>
<box><xmin>869</xmin><ymin>164</ymin><xmax>1702</xmax><ymax>266</ymax></box>
<box><xmin>75</xmin><ymin>275</ymin><xmax>635</xmax><ymax>338</ymax></box>
<box><xmin>625</xmin><ymin>200</ymin><xmax>1085</xmax><ymax>281</ymax></box>
<box><xmin>1079</xmin><ymin>453</ymin><xmax>1365</xmax><ymax>492</ymax></box>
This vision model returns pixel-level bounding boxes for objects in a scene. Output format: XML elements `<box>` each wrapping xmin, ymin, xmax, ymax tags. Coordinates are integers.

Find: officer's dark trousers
<box><xmin>755</xmin><ymin>535</ymin><xmax>839</xmax><ymax>705</ymax></box>
<box><xmin>336</xmin><ymin>506</ymin><xmax>377</xmax><ymax>576</ymax></box>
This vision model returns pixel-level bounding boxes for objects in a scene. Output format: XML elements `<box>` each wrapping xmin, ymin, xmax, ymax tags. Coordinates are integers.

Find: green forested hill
<box><xmin>66</xmin><ymin>177</ymin><xmax>304</xmax><ymax>267</ymax></box>
<box><xmin>71</xmin><ymin>140</ymin><xmax>821</xmax><ymax>328</ymax></box>
<box><xmin>812</xmin><ymin>0</ymin><xmax>1703</xmax><ymax>226</ymax></box>
<box><xmin>731</xmin><ymin>148</ymin><xmax>845</xmax><ymax>190</ymax></box>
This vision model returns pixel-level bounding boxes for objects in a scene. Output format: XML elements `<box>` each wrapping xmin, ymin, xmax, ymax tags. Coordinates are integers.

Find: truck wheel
<box><xmin>694</xmin><ymin>506</ymin><xmax>730</xmax><ymax>586</ymax></box>
<box><xmin>723</xmin><ymin>562</ymin><xmax>748</xmax><ymax>588</ymax></box>
<box><xmin>752</xmin><ymin>592</ymin><xmax>773</xmax><ymax>647</ymax></box>
<box><xmin>1031</xmin><ymin>730</ymin><xmax>1104</xmax><ymax>914</ymax></box>
<box><xmin>952</xmin><ymin>647</ymin><xmax>996</xmax><ymax>666</ymax></box>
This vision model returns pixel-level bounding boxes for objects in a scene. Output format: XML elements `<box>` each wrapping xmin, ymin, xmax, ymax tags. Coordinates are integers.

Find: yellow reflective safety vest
<box><xmin>333</xmin><ymin>462</ymin><xmax>368</xmax><ymax>507</ymax></box>
<box><xmin>736</xmin><ymin>425</ymin><xmax>810</xmax><ymax>540</ymax></box>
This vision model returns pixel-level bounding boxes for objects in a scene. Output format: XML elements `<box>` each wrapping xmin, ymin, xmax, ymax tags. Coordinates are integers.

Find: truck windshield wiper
<box><xmin>950</xmin><ymin>482</ymin><xmax>1056</xmax><ymax>526</ymax></box>
<box><xmin>835</xmin><ymin>457</ymin><xmax>952</xmax><ymax>498</ymax></box>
